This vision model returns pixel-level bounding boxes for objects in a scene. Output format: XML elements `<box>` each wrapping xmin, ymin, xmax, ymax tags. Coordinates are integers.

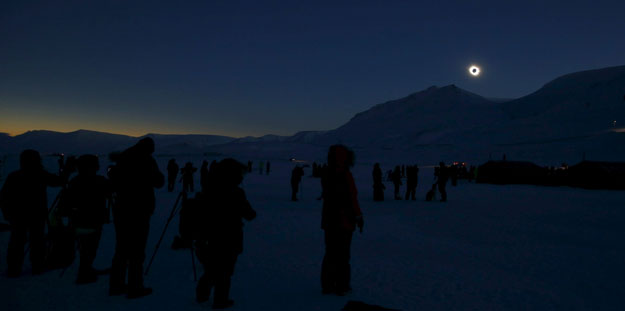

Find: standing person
<box><xmin>167</xmin><ymin>159</ymin><xmax>179</xmax><ymax>192</ymax></box>
<box><xmin>63</xmin><ymin>154</ymin><xmax>112</xmax><ymax>284</ymax></box>
<box><xmin>391</xmin><ymin>166</ymin><xmax>402</xmax><ymax>200</ymax></box>
<box><xmin>290</xmin><ymin>166</ymin><xmax>304</xmax><ymax>201</ymax></box>
<box><xmin>0</xmin><ymin>150</ymin><xmax>66</xmax><ymax>277</ymax></box>
<box><xmin>180</xmin><ymin>162</ymin><xmax>197</xmax><ymax>193</ymax></box>
<box><xmin>372</xmin><ymin>163</ymin><xmax>385</xmax><ymax>201</ymax></box>
<box><xmin>195</xmin><ymin>159</ymin><xmax>256</xmax><ymax>309</ymax></box>
<box><xmin>200</xmin><ymin>160</ymin><xmax>209</xmax><ymax>192</ymax></box>
<box><xmin>266</xmin><ymin>161</ymin><xmax>271</xmax><ymax>175</ymax></box>
<box><xmin>108</xmin><ymin>138</ymin><xmax>164</xmax><ymax>298</ymax></box>
<box><xmin>258</xmin><ymin>161</ymin><xmax>264</xmax><ymax>175</ymax></box>
<box><xmin>404</xmin><ymin>165</ymin><xmax>418</xmax><ymax>200</ymax></box>
<box><xmin>435</xmin><ymin>162</ymin><xmax>449</xmax><ymax>202</ymax></box>
<box><xmin>320</xmin><ymin>145</ymin><xmax>364</xmax><ymax>296</ymax></box>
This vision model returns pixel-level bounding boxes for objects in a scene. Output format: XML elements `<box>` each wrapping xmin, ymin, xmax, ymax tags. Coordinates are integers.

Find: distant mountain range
<box><xmin>2</xmin><ymin>65</ymin><xmax>625</xmax><ymax>164</ymax></box>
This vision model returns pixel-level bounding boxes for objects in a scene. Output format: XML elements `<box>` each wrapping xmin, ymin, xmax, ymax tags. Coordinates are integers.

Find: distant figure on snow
<box><xmin>434</xmin><ymin>162</ymin><xmax>449</xmax><ymax>202</ymax></box>
<box><xmin>266</xmin><ymin>161</ymin><xmax>271</xmax><ymax>175</ymax></box>
<box><xmin>167</xmin><ymin>159</ymin><xmax>179</xmax><ymax>192</ymax></box>
<box><xmin>180</xmin><ymin>162</ymin><xmax>197</xmax><ymax>193</ymax></box>
<box><xmin>405</xmin><ymin>165</ymin><xmax>418</xmax><ymax>200</ymax></box>
<box><xmin>0</xmin><ymin>150</ymin><xmax>66</xmax><ymax>277</ymax></box>
<box><xmin>290</xmin><ymin>166</ymin><xmax>305</xmax><ymax>201</ymax></box>
<box><xmin>391</xmin><ymin>166</ymin><xmax>402</xmax><ymax>200</ymax></box>
<box><xmin>320</xmin><ymin>145</ymin><xmax>363</xmax><ymax>296</ymax></box>
<box><xmin>108</xmin><ymin>137</ymin><xmax>164</xmax><ymax>298</ymax></box>
<box><xmin>194</xmin><ymin>159</ymin><xmax>256</xmax><ymax>309</ymax></box>
<box><xmin>372</xmin><ymin>163</ymin><xmax>385</xmax><ymax>201</ymax></box>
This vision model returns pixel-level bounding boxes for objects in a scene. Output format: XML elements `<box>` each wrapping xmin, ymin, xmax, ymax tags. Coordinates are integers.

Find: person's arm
<box><xmin>347</xmin><ymin>172</ymin><xmax>363</xmax><ymax>232</ymax></box>
<box><xmin>237</xmin><ymin>188</ymin><xmax>256</xmax><ymax>221</ymax></box>
<box><xmin>151</xmin><ymin>158</ymin><xmax>165</xmax><ymax>189</ymax></box>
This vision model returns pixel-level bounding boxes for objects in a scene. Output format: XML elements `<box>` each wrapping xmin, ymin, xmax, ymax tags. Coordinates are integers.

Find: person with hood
<box><xmin>372</xmin><ymin>163</ymin><xmax>385</xmax><ymax>201</ymax></box>
<box><xmin>108</xmin><ymin>137</ymin><xmax>164</xmax><ymax>298</ymax></box>
<box><xmin>0</xmin><ymin>150</ymin><xmax>66</xmax><ymax>277</ymax></box>
<box><xmin>166</xmin><ymin>159</ymin><xmax>179</xmax><ymax>192</ymax></box>
<box><xmin>321</xmin><ymin>145</ymin><xmax>363</xmax><ymax>295</ymax></box>
<box><xmin>63</xmin><ymin>154</ymin><xmax>112</xmax><ymax>284</ymax></box>
<box><xmin>194</xmin><ymin>158</ymin><xmax>256</xmax><ymax>309</ymax></box>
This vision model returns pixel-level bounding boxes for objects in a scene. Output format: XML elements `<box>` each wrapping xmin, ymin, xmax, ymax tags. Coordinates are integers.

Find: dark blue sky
<box><xmin>1</xmin><ymin>0</ymin><xmax>624</xmax><ymax>137</ymax></box>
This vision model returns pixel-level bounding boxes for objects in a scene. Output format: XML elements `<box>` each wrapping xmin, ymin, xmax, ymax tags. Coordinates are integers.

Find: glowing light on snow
<box><xmin>469</xmin><ymin>65</ymin><xmax>481</xmax><ymax>77</ymax></box>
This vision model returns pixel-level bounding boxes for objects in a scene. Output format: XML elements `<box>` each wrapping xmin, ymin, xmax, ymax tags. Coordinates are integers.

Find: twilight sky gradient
<box><xmin>1</xmin><ymin>0</ymin><xmax>625</xmax><ymax>137</ymax></box>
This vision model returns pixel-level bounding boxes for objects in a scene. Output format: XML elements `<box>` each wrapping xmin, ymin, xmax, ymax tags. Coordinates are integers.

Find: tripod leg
<box><xmin>144</xmin><ymin>192</ymin><xmax>184</xmax><ymax>275</ymax></box>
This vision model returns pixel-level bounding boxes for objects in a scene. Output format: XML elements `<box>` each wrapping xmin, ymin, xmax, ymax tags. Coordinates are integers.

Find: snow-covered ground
<box><xmin>1</xmin><ymin>156</ymin><xmax>624</xmax><ymax>310</ymax></box>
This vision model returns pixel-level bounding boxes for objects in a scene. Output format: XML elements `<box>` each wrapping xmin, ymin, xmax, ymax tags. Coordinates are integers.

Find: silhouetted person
<box><xmin>372</xmin><ymin>163</ymin><xmax>385</xmax><ymax>201</ymax></box>
<box><xmin>64</xmin><ymin>154</ymin><xmax>112</xmax><ymax>284</ymax></box>
<box><xmin>321</xmin><ymin>145</ymin><xmax>363</xmax><ymax>296</ymax></box>
<box><xmin>291</xmin><ymin>166</ymin><xmax>305</xmax><ymax>201</ymax></box>
<box><xmin>405</xmin><ymin>165</ymin><xmax>419</xmax><ymax>200</ymax></box>
<box><xmin>401</xmin><ymin>165</ymin><xmax>405</xmax><ymax>178</ymax></box>
<box><xmin>200</xmin><ymin>160</ymin><xmax>209</xmax><ymax>192</ymax></box>
<box><xmin>435</xmin><ymin>162</ymin><xmax>449</xmax><ymax>202</ymax></box>
<box><xmin>450</xmin><ymin>164</ymin><xmax>458</xmax><ymax>186</ymax></box>
<box><xmin>167</xmin><ymin>159</ymin><xmax>179</xmax><ymax>192</ymax></box>
<box><xmin>108</xmin><ymin>137</ymin><xmax>164</xmax><ymax>298</ymax></box>
<box><xmin>467</xmin><ymin>165</ymin><xmax>475</xmax><ymax>182</ymax></box>
<box><xmin>194</xmin><ymin>159</ymin><xmax>256</xmax><ymax>309</ymax></box>
<box><xmin>180</xmin><ymin>162</ymin><xmax>197</xmax><ymax>193</ymax></box>
<box><xmin>0</xmin><ymin>150</ymin><xmax>65</xmax><ymax>277</ymax></box>
<box><xmin>266</xmin><ymin>161</ymin><xmax>271</xmax><ymax>175</ymax></box>
<box><xmin>391</xmin><ymin>166</ymin><xmax>402</xmax><ymax>200</ymax></box>
<box><xmin>58</xmin><ymin>154</ymin><xmax>65</xmax><ymax>175</ymax></box>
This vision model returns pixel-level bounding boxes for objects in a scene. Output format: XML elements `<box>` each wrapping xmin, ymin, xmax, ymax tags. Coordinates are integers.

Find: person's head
<box><xmin>20</xmin><ymin>149</ymin><xmax>42</xmax><ymax>171</ymax></box>
<box><xmin>327</xmin><ymin>144</ymin><xmax>355</xmax><ymax>171</ymax></box>
<box><xmin>77</xmin><ymin>154</ymin><xmax>99</xmax><ymax>176</ymax></box>
<box><xmin>202</xmin><ymin>160</ymin><xmax>208</xmax><ymax>167</ymax></box>
<box><xmin>185</xmin><ymin>162</ymin><xmax>193</xmax><ymax>168</ymax></box>
<box><xmin>374</xmin><ymin>163</ymin><xmax>380</xmax><ymax>169</ymax></box>
<box><xmin>136</xmin><ymin>137</ymin><xmax>155</xmax><ymax>155</ymax></box>
<box><xmin>216</xmin><ymin>158</ymin><xmax>247</xmax><ymax>187</ymax></box>
<box><xmin>168</xmin><ymin>158</ymin><xmax>176</xmax><ymax>165</ymax></box>
<box><xmin>439</xmin><ymin>161</ymin><xmax>445</xmax><ymax>167</ymax></box>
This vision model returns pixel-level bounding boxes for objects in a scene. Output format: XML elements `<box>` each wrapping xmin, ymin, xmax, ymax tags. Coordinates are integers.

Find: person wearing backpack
<box><xmin>0</xmin><ymin>150</ymin><xmax>66</xmax><ymax>277</ymax></box>
<box><xmin>194</xmin><ymin>158</ymin><xmax>256</xmax><ymax>309</ymax></box>
<box><xmin>63</xmin><ymin>154</ymin><xmax>112</xmax><ymax>284</ymax></box>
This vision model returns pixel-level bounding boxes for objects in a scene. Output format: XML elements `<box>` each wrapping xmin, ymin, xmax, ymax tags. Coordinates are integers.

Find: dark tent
<box><xmin>476</xmin><ymin>161</ymin><xmax>548</xmax><ymax>185</ymax></box>
<box><xmin>567</xmin><ymin>161</ymin><xmax>625</xmax><ymax>189</ymax></box>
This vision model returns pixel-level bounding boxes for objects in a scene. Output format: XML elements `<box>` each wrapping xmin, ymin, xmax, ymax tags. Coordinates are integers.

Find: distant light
<box><xmin>469</xmin><ymin>65</ymin><xmax>481</xmax><ymax>77</ymax></box>
<box><xmin>613</xmin><ymin>120</ymin><xmax>617</xmax><ymax>127</ymax></box>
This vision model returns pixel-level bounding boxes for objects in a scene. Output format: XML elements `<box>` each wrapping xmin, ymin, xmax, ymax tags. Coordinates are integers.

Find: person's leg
<box><xmin>28</xmin><ymin>219</ymin><xmax>46</xmax><ymax>274</ymax></box>
<box><xmin>127</xmin><ymin>217</ymin><xmax>150</xmax><ymax>298</ymax></box>
<box><xmin>335</xmin><ymin>231</ymin><xmax>353</xmax><ymax>294</ymax></box>
<box><xmin>7</xmin><ymin>224</ymin><xmax>28</xmax><ymax>277</ymax></box>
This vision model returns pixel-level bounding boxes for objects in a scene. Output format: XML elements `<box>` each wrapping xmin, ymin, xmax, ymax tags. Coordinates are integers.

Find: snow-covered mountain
<box><xmin>2</xmin><ymin>65</ymin><xmax>625</xmax><ymax>165</ymax></box>
<box><xmin>0</xmin><ymin>130</ymin><xmax>235</xmax><ymax>155</ymax></box>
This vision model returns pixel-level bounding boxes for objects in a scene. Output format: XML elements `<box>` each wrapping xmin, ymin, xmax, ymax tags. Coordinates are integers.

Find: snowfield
<box><xmin>1</xmin><ymin>157</ymin><xmax>624</xmax><ymax>310</ymax></box>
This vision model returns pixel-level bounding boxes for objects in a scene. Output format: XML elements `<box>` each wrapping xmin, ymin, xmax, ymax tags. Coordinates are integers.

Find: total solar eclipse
<box><xmin>469</xmin><ymin>65</ymin><xmax>481</xmax><ymax>77</ymax></box>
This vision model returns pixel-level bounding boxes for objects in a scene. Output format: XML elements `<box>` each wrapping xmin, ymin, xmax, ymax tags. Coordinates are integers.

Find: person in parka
<box><xmin>194</xmin><ymin>158</ymin><xmax>256</xmax><ymax>309</ymax></box>
<box><xmin>0</xmin><ymin>150</ymin><xmax>66</xmax><ymax>277</ymax></box>
<box><xmin>63</xmin><ymin>154</ymin><xmax>112</xmax><ymax>284</ymax></box>
<box><xmin>321</xmin><ymin>144</ymin><xmax>363</xmax><ymax>296</ymax></box>
<box><xmin>108</xmin><ymin>137</ymin><xmax>164</xmax><ymax>299</ymax></box>
<box><xmin>404</xmin><ymin>165</ymin><xmax>419</xmax><ymax>200</ymax></box>
<box><xmin>290</xmin><ymin>165</ymin><xmax>305</xmax><ymax>201</ymax></box>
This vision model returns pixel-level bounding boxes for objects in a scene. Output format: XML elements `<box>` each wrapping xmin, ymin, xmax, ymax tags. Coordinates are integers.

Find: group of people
<box><xmin>0</xmin><ymin>141</ymin><xmax>364</xmax><ymax>308</ymax></box>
